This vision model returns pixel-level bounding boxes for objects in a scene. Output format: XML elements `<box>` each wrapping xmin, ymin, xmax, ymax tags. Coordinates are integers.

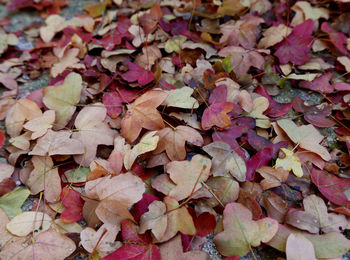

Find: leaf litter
<box><xmin>1</xmin><ymin>0</ymin><xmax>350</xmax><ymax>259</ymax></box>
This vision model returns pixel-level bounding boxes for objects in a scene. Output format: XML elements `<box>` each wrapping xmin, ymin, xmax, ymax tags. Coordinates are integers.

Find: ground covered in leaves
<box><xmin>1</xmin><ymin>0</ymin><xmax>350</xmax><ymax>259</ymax></box>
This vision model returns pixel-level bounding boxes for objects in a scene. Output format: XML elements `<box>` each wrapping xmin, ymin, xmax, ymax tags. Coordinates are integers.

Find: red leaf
<box><xmin>130</xmin><ymin>193</ymin><xmax>160</xmax><ymax>222</ymax></box>
<box><xmin>194</xmin><ymin>212</ymin><xmax>217</xmax><ymax>237</ymax></box>
<box><xmin>103</xmin><ymin>220</ymin><xmax>161</xmax><ymax>260</ymax></box>
<box><xmin>311</xmin><ymin>168</ymin><xmax>350</xmax><ymax>206</ymax></box>
<box><xmin>254</xmin><ymin>85</ymin><xmax>291</xmax><ymax>117</ymax></box>
<box><xmin>274</xmin><ymin>20</ymin><xmax>314</xmax><ymax>65</ymax></box>
<box><xmin>202</xmin><ymin>102</ymin><xmax>233</xmax><ymax>130</ymax></box>
<box><xmin>299</xmin><ymin>72</ymin><xmax>334</xmax><ymax>94</ymax></box>
<box><xmin>321</xmin><ymin>22</ymin><xmax>348</xmax><ymax>55</ymax></box>
<box><xmin>246</xmin><ymin>148</ymin><xmax>272</xmax><ymax>181</ymax></box>
<box><xmin>121</xmin><ymin>61</ymin><xmax>154</xmax><ymax>87</ymax></box>
<box><xmin>0</xmin><ymin>130</ymin><xmax>5</xmax><ymax>149</ymax></box>
<box><xmin>60</xmin><ymin>187</ymin><xmax>84</xmax><ymax>223</ymax></box>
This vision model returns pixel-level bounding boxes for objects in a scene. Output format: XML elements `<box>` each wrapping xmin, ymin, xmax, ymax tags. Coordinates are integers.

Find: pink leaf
<box><xmin>321</xmin><ymin>22</ymin><xmax>348</xmax><ymax>55</ymax></box>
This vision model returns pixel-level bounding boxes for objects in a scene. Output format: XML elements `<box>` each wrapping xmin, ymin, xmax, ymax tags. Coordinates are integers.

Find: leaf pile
<box><xmin>1</xmin><ymin>0</ymin><xmax>350</xmax><ymax>259</ymax></box>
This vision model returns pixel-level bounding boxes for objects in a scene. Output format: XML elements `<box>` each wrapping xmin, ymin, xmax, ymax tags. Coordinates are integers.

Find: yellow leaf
<box><xmin>275</xmin><ymin>148</ymin><xmax>303</xmax><ymax>177</ymax></box>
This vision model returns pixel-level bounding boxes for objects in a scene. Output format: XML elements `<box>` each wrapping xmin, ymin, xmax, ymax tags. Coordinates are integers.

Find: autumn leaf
<box><xmin>202</xmin><ymin>102</ymin><xmax>234</xmax><ymax>130</ymax></box>
<box><xmin>166</xmin><ymin>154</ymin><xmax>211</xmax><ymax>201</ymax></box>
<box><xmin>274</xmin><ymin>20</ymin><xmax>314</xmax><ymax>65</ymax></box>
<box><xmin>256</xmin><ymin>166</ymin><xmax>289</xmax><ymax>190</ymax></box>
<box><xmin>29</xmin><ymin>129</ymin><xmax>84</xmax><ymax>156</ymax></box>
<box><xmin>153</xmin><ymin>125</ymin><xmax>203</xmax><ymax>161</ymax></box>
<box><xmin>26</xmin><ymin>156</ymin><xmax>61</xmax><ymax>203</ymax></box>
<box><xmin>72</xmin><ymin>103</ymin><xmax>116</xmax><ymax>167</ymax></box>
<box><xmin>203</xmin><ymin>141</ymin><xmax>246</xmax><ymax>182</ymax></box>
<box><xmin>275</xmin><ymin>148</ymin><xmax>303</xmax><ymax>177</ymax></box>
<box><xmin>286</xmin><ymin>233</ymin><xmax>316</xmax><ymax>260</ymax></box>
<box><xmin>102</xmin><ymin>219</ymin><xmax>161</xmax><ymax>260</ymax></box>
<box><xmin>124</xmin><ymin>131</ymin><xmax>159</xmax><ymax>170</ymax></box>
<box><xmin>121</xmin><ymin>61</ymin><xmax>154</xmax><ymax>86</ymax></box>
<box><xmin>285</xmin><ymin>194</ymin><xmax>347</xmax><ymax>234</ymax></box>
<box><xmin>267</xmin><ymin>224</ymin><xmax>350</xmax><ymax>259</ymax></box>
<box><xmin>60</xmin><ymin>187</ymin><xmax>84</xmax><ymax>223</ymax></box>
<box><xmin>213</xmin><ymin>202</ymin><xmax>278</xmax><ymax>257</ymax></box>
<box><xmin>0</xmin><ymin>187</ymin><xmax>30</xmax><ymax>218</ymax></box>
<box><xmin>0</xmin><ymin>229</ymin><xmax>76</xmax><ymax>260</ymax></box>
<box><xmin>163</xmin><ymin>86</ymin><xmax>199</xmax><ymax>109</ymax></box>
<box><xmin>159</xmin><ymin>234</ymin><xmax>209</xmax><ymax>260</ymax></box>
<box><xmin>139</xmin><ymin>200</ymin><xmax>167</xmax><ymax>240</ymax></box>
<box><xmin>277</xmin><ymin>119</ymin><xmax>331</xmax><ymax>161</ymax></box>
<box><xmin>7</xmin><ymin>211</ymin><xmax>52</xmax><ymax>236</ymax></box>
<box><xmin>42</xmin><ymin>72</ymin><xmax>83</xmax><ymax>129</ymax></box>
<box><xmin>121</xmin><ymin>90</ymin><xmax>168</xmax><ymax>143</ymax></box>
<box><xmin>5</xmin><ymin>98</ymin><xmax>42</xmax><ymax>137</ymax></box>
<box><xmin>23</xmin><ymin>110</ymin><xmax>55</xmax><ymax>139</ymax></box>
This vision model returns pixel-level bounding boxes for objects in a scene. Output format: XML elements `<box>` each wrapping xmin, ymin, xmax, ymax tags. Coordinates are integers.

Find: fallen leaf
<box><xmin>203</xmin><ymin>141</ymin><xmax>246</xmax><ymax>181</ymax></box>
<box><xmin>213</xmin><ymin>202</ymin><xmax>278</xmax><ymax>257</ymax></box>
<box><xmin>202</xmin><ymin>102</ymin><xmax>234</xmax><ymax>130</ymax></box>
<box><xmin>274</xmin><ymin>20</ymin><xmax>314</xmax><ymax>65</ymax></box>
<box><xmin>121</xmin><ymin>90</ymin><xmax>168</xmax><ymax>143</ymax></box>
<box><xmin>277</xmin><ymin>119</ymin><xmax>331</xmax><ymax>161</ymax></box>
<box><xmin>121</xmin><ymin>61</ymin><xmax>154</xmax><ymax>86</ymax></box>
<box><xmin>60</xmin><ymin>187</ymin><xmax>84</xmax><ymax>223</ymax></box>
<box><xmin>163</xmin><ymin>86</ymin><xmax>199</xmax><ymax>109</ymax></box>
<box><xmin>23</xmin><ymin>110</ymin><xmax>55</xmax><ymax>139</ymax></box>
<box><xmin>244</xmin><ymin>96</ymin><xmax>270</xmax><ymax>128</ymax></box>
<box><xmin>0</xmin><ymin>188</ymin><xmax>30</xmax><ymax>218</ymax></box>
<box><xmin>5</xmin><ymin>98</ymin><xmax>42</xmax><ymax>137</ymax></box>
<box><xmin>153</xmin><ymin>125</ymin><xmax>203</xmax><ymax>161</ymax></box>
<box><xmin>257</xmin><ymin>166</ymin><xmax>289</xmax><ymax>190</ymax></box>
<box><xmin>159</xmin><ymin>234</ymin><xmax>209</xmax><ymax>260</ymax></box>
<box><xmin>166</xmin><ymin>154</ymin><xmax>211</xmax><ymax>201</ymax></box>
<box><xmin>275</xmin><ymin>148</ymin><xmax>303</xmax><ymax>177</ymax></box>
<box><xmin>29</xmin><ymin>129</ymin><xmax>84</xmax><ymax>156</ymax></box>
<box><xmin>285</xmin><ymin>194</ymin><xmax>347</xmax><ymax>234</ymax></box>
<box><xmin>72</xmin><ymin>103</ymin><xmax>116</xmax><ymax>167</ymax></box>
<box><xmin>7</xmin><ymin>211</ymin><xmax>52</xmax><ymax>236</ymax></box>
<box><xmin>42</xmin><ymin>72</ymin><xmax>83</xmax><ymax>129</ymax></box>
<box><xmin>258</xmin><ymin>24</ymin><xmax>292</xmax><ymax>49</ymax></box>
<box><xmin>0</xmin><ymin>229</ymin><xmax>76</xmax><ymax>260</ymax></box>
<box><xmin>321</xmin><ymin>22</ymin><xmax>348</xmax><ymax>54</ymax></box>
<box><xmin>286</xmin><ymin>233</ymin><xmax>316</xmax><ymax>260</ymax></box>
<box><xmin>26</xmin><ymin>156</ymin><xmax>61</xmax><ymax>203</ymax></box>
<box><xmin>124</xmin><ymin>131</ymin><xmax>159</xmax><ymax>170</ymax></box>
<box><xmin>139</xmin><ymin>200</ymin><xmax>167</xmax><ymax>240</ymax></box>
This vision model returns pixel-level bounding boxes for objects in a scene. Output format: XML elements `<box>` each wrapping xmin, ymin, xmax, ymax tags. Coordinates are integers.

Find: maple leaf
<box><xmin>286</xmin><ymin>233</ymin><xmax>316</xmax><ymax>260</ymax></box>
<box><xmin>321</xmin><ymin>22</ymin><xmax>348</xmax><ymax>54</ymax></box>
<box><xmin>310</xmin><ymin>168</ymin><xmax>350</xmax><ymax>206</ymax></box>
<box><xmin>102</xmin><ymin>88</ymin><xmax>138</xmax><ymax>119</ymax></box>
<box><xmin>244</xmin><ymin>96</ymin><xmax>270</xmax><ymax>128</ymax></box>
<box><xmin>202</xmin><ymin>102</ymin><xmax>234</xmax><ymax>130</ymax></box>
<box><xmin>5</xmin><ymin>98</ymin><xmax>42</xmax><ymax>137</ymax></box>
<box><xmin>51</xmin><ymin>48</ymin><xmax>85</xmax><ymax>77</ymax></box>
<box><xmin>218</xmin><ymin>46</ymin><xmax>266</xmax><ymax>78</ymax></box>
<box><xmin>124</xmin><ymin>131</ymin><xmax>159</xmax><ymax>170</ymax></box>
<box><xmin>60</xmin><ymin>187</ymin><xmax>84</xmax><ymax>223</ymax></box>
<box><xmin>23</xmin><ymin>110</ymin><xmax>55</xmax><ymax>139</ymax></box>
<box><xmin>275</xmin><ymin>148</ymin><xmax>303</xmax><ymax>177</ymax></box>
<box><xmin>72</xmin><ymin>103</ymin><xmax>116</xmax><ymax>167</ymax></box>
<box><xmin>213</xmin><ymin>202</ymin><xmax>278</xmax><ymax>257</ymax></box>
<box><xmin>258</xmin><ymin>24</ymin><xmax>292</xmax><ymax>49</ymax></box>
<box><xmin>7</xmin><ymin>211</ymin><xmax>52</xmax><ymax>236</ymax></box>
<box><xmin>0</xmin><ymin>229</ymin><xmax>76</xmax><ymax>260</ymax></box>
<box><xmin>26</xmin><ymin>156</ymin><xmax>61</xmax><ymax>203</ymax></box>
<box><xmin>267</xmin><ymin>224</ymin><xmax>350</xmax><ymax>259</ymax></box>
<box><xmin>166</xmin><ymin>154</ymin><xmax>211</xmax><ymax>201</ymax></box>
<box><xmin>81</xmin><ymin>223</ymin><xmax>121</xmax><ymax>255</ymax></box>
<box><xmin>159</xmin><ymin>234</ymin><xmax>209</xmax><ymax>260</ymax></box>
<box><xmin>42</xmin><ymin>72</ymin><xmax>83</xmax><ymax>129</ymax></box>
<box><xmin>139</xmin><ymin>200</ymin><xmax>167</xmax><ymax>240</ymax></box>
<box><xmin>274</xmin><ymin>20</ymin><xmax>314</xmax><ymax>65</ymax></box>
<box><xmin>257</xmin><ymin>166</ymin><xmax>289</xmax><ymax>190</ymax></box>
<box><xmin>121</xmin><ymin>61</ymin><xmax>154</xmax><ymax>87</ymax></box>
<box><xmin>277</xmin><ymin>119</ymin><xmax>331</xmax><ymax>161</ymax></box>
<box><xmin>0</xmin><ymin>187</ymin><xmax>30</xmax><ymax>218</ymax></box>
<box><xmin>102</xmin><ymin>220</ymin><xmax>161</xmax><ymax>260</ymax></box>
<box><xmin>163</xmin><ymin>87</ymin><xmax>199</xmax><ymax>109</ymax></box>
<box><xmin>299</xmin><ymin>72</ymin><xmax>334</xmax><ymax>94</ymax></box>
<box><xmin>203</xmin><ymin>141</ymin><xmax>246</xmax><ymax>181</ymax></box>
<box><xmin>285</xmin><ymin>195</ymin><xmax>347</xmax><ymax>234</ymax></box>
<box><xmin>29</xmin><ymin>129</ymin><xmax>84</xmax><ymax>156</ymax></box>
<box><xmin>121</xmin><ymin>90</ymin><xmax>168</xmax><ymax>143</ymax></box>
<box><xmin>153</xmin><ymin>126</ymin><xmax>203</xmax><ymax>161</ymax></box>
<box><xmin>292</xmin><ymin>97</ymin><xmax>335</xmax><ymax>127</ymax></box>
